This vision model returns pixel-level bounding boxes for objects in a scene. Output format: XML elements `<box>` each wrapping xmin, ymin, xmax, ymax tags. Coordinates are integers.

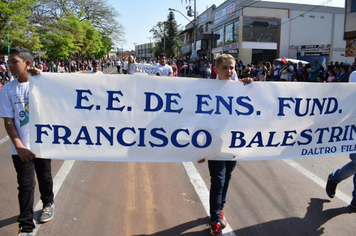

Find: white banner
<box><xmin>29</xmin><ymin>74</ymin><xmax>356</xmax><ymax>162</ymax></box>
<box><xmin>134</xmin><ymin>63</ymin><xmax>156</xmax><ymax>75</ymax></box>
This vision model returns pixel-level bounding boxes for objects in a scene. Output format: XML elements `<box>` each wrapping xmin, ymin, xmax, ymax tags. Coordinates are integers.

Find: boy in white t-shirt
<box><xmin>198</xmin><ymin>54</ymin><xmax>252</xmax><ymax>236</ymax></box>
<box><xmin>0</xmin><ymin>47</ymin><xmax>54</xmax><ymax>236</ymax></box>
<box><xmin>88</xmin><ymin>60</ymin><xmax>103</xmax><ymax>74</ymax></box>
<box><xmin>155</xmin><ymin>53</ymin><xmax>173</xmax><ymax>76</ymax></box>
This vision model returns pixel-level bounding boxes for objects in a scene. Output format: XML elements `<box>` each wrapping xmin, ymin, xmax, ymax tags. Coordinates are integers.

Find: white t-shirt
<box><xmin>88</xmin><ymin>71</ymin><xmax>103</xmax><ymax>74</ymax></box>
<box><xmin>155</xmin><ymin>64</ymin><xmax>173</xmax><ymax>76</ymax></box>
<box><xmin>349</xmin><ymin>71</ymin><xmax>356</xmax><ymax>83</ymax></box>
<box><xmin>0</xmin><ymin>80</ymin><xmax>30</xmax><ymax>155</ymax></box>
<box><xmin>123</xmin><ymin>61</ymin><xmax>128</xmax><ymax>70</ymax></box>
<box><xmin>128</xmin><ymin>63</ymin><xmax>136</xmax><ymax>74</ymax></box>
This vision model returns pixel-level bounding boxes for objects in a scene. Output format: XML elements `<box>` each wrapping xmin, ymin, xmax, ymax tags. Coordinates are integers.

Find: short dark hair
<box><xmin>10</xmin><ymin>47</ymin><xmax>34</xmax><ymax>64</ymax></box>
<box><xmin>159</xmin><ymin>53</ymin><xmax>166</xmax><ymax>59</ymax></box>
<box><xmin>92</xmin><ymin>60</ymin><xmax>98</xmax><ymax>66</ymax></box>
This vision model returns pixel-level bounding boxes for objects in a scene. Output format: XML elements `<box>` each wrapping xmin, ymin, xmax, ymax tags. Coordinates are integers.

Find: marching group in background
<box><xmin>1</xmin><ymin>47</ymin><xmax>356</xmax><ymax>236</ymax></box>
<box><xmin>2</xmin><ymin>54</ymin><xmax>355</xmax><ymax>85</ymax></box>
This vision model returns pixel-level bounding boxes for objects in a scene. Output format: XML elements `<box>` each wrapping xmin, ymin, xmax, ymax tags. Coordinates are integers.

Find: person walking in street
<box><xmin>326</xmin><ymin>70</ymin><xmax>356</xmax><ymax>209</ymax></box>
<box><xmin>116</xmin><ymin>58</ymin><xmax>121</xmax><ymax>74</ymax></box>
<box><xmin>198</xmin><ymin>54</ymin><xmax>252</xmax><ymax>236</ymax></box>
<box><xmin>122</xmin><ymin>58</ymin><xmax>128</xmax><ymax>74</ymax></box>
<box><xmin>155</xmin><ymin>53</ymin><xmax>172</xmax><ymax>76</ymax></box>
<box><xmin>0</xmin><ymin>47</ymin><xmax>54</xmax><ymax>236</ymax></box>
<box><xmin>127</xmin><ymin>55</ymin><xmax>136</xmax><ymax>75</ymax></box>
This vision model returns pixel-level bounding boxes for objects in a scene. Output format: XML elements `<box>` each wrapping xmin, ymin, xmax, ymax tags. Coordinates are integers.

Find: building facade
<box><xmin>181</xmin><ymin>0</ymin><xmax>349</xmax><ymax>65</ymax></box>
<box><xmin>135</xmin><ymin>43</ymin><xmax>155</xmax><ymax>61</ymax></box>
<box><xmin>344</xmin><ymin>0</ymin><xmax>356</xmax><ymax>62</ymax></box>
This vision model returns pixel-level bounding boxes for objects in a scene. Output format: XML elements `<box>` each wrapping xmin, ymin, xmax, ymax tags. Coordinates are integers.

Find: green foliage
<box><xmin>1</xmin><ymin>0</ymin><xmax>123</xmax><ymax>61</ymax></box>
<box><xmin>150</xmin><ymin>11</ymin><xmax>182</xmax><ymax>59</ymax></box>
<box><xmin>0</xmin><ymin>0</ymin><xmax>40</xmax><ymax>54</ymax></box>
<box><xmin>39</xmin><ymin>15</ymin><xmax>79</xmax><ymax>60</ymax></box>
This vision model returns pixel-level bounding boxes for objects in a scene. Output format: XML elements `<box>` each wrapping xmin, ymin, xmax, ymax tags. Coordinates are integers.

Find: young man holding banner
<box><xmin>88</xmin><ymin>60</ymin><xmax>103</xmax><ymax>74</ymax></box>
<box><xmin>155</xmin><ymin>53</ymin><xmax>173</xmax><ymax>76</ymax></box>
<box><xmin>326</xmin><ymin>70</ymin><xmax>356</xmax><ymax>208</ymax></box>
<box><xmin>0</xmin><ymin>47</ymin><xmax>54</xmax><ymax>236</ymax></box>
<box><xmin>198</xmin><ymin>54</ymin><xmax>252</xmax><ymax>236</ymax></box>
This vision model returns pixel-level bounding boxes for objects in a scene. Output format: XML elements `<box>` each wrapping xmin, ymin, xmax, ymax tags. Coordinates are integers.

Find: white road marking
<box><xmin>184</xmin><ymin>159</ymin><xmax>353</xmax><ymax>236</ymax></box>
<box><xmin>183</xmin><ymin>162</ymin><xmax>236</xmax><ymax>236</ymax></box>
<box><xmin>283</xmin><ymin>159</ymin><xmax>352</xmax><ymax>204</ymax></box>
<box><xmin>33</xmin><ymin>160</ymin><xmax>76</xmax><ymax>235</ymax></box>
<box><xmin>0</xmin><ymin>135</ymin><xmax>9</xmax><ymax>145</ymax></box>
<box><xmin>109</xmin><ymin>68</ymin><xmax>118</xmax><ymax>74</ymax></box>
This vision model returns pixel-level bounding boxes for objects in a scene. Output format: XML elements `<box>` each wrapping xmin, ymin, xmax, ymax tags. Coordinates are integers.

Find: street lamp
<box><xmin>133</xmin><ymin>43</ymin><xmax>137</xmax><ymax>56</ymax></box>
<box><xmin>169</xmin><ymin>8</ymin><xmax>191</xmax><ymax>22</ymax></box>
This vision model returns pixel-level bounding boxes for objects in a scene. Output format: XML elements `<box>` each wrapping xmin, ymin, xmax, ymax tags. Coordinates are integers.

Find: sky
<box><xmin>108</xmin><ymin>0</ymin><xmax>345</xmax><ymax>51</ymax></box>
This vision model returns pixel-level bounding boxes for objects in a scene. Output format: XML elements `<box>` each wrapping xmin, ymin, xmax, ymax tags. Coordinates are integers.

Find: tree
<box><xmin>149</xmin><ymin>11</ymin><xmax>181</xmax><ymax>59</ymax></box>
<box><xmin>31</xmin><ymin>0</ymin><xmax>124</xmax><ymax>45</ymax></box>
<box><xmin>149</xmin><ymin>21</ymin><xmax>166</xmax><ymax>58</ymax></box>
<box><xmin>0</xmin><ymin>0</ymin><xmax>40</xmax><ymax>54</ymax></box>
<box><xmin>165</xmin><ymin>11</ymin><xmax>179</xmax><ymax>59</ymax></box>
<box><xmin>39</xmin><ymin>13</ymin><xmax>89</xmax><ymax>60</ymax></box>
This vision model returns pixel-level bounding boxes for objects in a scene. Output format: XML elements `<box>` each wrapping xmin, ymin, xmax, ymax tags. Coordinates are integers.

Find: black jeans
<box><xmin>208</xmin><ymin>160</ymin><xmax>237</xmax><ymax>223</ymax></box>
<box><xmin>12</xmin><ymin>156</ymin><xmax>54</xmax><ymax>233</ymax></box>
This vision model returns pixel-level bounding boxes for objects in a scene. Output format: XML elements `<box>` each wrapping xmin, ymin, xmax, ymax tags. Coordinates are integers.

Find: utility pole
<box><xmin>163</xmin><ymin>22</ymin><xmax>167</xmax><ymax>53</ymax></box>
<box><xmin>193</xmin><ymin>0</ymin><xmax>196</xmax><ymax>55</ymax></box>
<box><xmin>133</xmin><ymin>43</ymin><xmax>137</xmax><ymax>56</ymax></box>
<box><xmin>182</xmin><ymin>0</ymin><xmax>197</xmax><ymax>58</ymax></box>
<box><xmin>147</xmin><ymin>37</ymin><xmax>152</xmax><ymax>59</ymax></box>
<box><xmin>7</xmin><ymin>20</ymin><xmax>10</xmax><ymax>58</ymax></box>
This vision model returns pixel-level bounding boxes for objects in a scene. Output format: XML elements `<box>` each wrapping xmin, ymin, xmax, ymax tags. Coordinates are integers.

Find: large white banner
<box><xmin>29</xmin><ymin>73</ymin><xmax>356</xmax><ymax>162</ymax></box>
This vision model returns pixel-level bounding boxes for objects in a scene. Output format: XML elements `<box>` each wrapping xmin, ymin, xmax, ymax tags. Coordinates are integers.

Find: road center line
<box><xmin>283</xmin><ymin>159</ymin><xmax>352</xmax><ymax>204</ymax></box>
<box><xmin>0</xmin><ymin>135</ymin><xmax>9</xmax><ymax>145</ymax></box>
<box><xmin>183</xmin><ymin>162</ymin><xmax>236</xmax><ymax>236</ymax></box>
<box><xmin>109</xmin><ymin>68</ymin><xmax>117</xmax><ymax>74</ymax></box>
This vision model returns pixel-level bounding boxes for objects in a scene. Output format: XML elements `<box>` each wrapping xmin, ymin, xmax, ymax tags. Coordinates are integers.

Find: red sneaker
<box><xmin>220</xmin><ymin>210</ymin><xmax>227</xmax><ymax>229</ymax></box>
<box><xmin>210</xmin><ymin>222</ymin><xmax>222</xmax><ymax>236</ymax></box>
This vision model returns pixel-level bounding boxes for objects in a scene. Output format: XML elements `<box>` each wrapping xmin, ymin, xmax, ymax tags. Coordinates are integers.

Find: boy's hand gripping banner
<box><xmin>29</xmin><ymin>74</ymin><xmax>356</xmax><ymax>162</ymax></box>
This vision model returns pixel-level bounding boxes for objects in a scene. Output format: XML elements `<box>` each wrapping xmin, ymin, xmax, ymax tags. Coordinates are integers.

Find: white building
<box><xmin>135</xmin><ymin>43</ymin><xmax>156</xmax><ymax>61</ymax></box>
<box><xmin>107</xmin><ymin>49</ymin><xmax>118</xmax><ymax>60</ymax></box>
<box><xmin>344</xmin><ymin>0</ymin><xmax>356</xmax><ymax>62</ymax></box>
<box><xmin>181</xmin><ymin>0</ymin><xmax>349</xmax><ymax>65</ymax></box>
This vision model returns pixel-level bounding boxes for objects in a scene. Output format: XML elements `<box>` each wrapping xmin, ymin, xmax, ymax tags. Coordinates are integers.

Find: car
<box><xmin>274</xmin><ymin>58</ymin><xmax>310</xmax><ymax>65</ymax></box>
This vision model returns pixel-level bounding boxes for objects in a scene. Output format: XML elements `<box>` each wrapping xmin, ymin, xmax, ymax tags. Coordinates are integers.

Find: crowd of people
<box><xmin>170</xmin><ymin>58</ymin><xmax>356</xmax><ymax>83</ymax></box>
<box><xmin>2</xmin><ymin>55</ymin><xmax>355</xmax><ymax>86</ymax></box>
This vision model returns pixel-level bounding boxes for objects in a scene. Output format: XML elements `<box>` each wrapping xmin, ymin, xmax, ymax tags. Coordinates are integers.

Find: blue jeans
<box><xmin>200</xmin><ymin>69</ymin><xmax>205</xmax><ymax>78</ymax></box>
<box><xmin>273</xmin><ymin>75</ymin><xmax>280</xmax><ymax>81</ymax></box>
<box><xmin>208</xmin><ymin>160</ymin><xmax>237</xmax><ymax>223</ymax></box>
<box><xmin>206</xmin><ymin>71</ymin><xmax>211</xmax><ymax>79</ymax></box>
<box><xmin>12</xmin><ymin>156</ymin><xmax>54</xmax><ymax>233</ymax></box>
<box><xmin>331</xmin><ymin>153</ymin><xmax>356</xmax><ymax>198</ymax></box>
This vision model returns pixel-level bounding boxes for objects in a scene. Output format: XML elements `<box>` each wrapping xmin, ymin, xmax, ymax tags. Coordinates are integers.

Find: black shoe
<box><xmin>350</xmin><ymin>198</ymin><xmax>356</xmax><ymax>209</ymax></box>
<box><xmin>326</xmin><ymin>174</ymin><xmax>337</xmax><ymax>198</ymax></box>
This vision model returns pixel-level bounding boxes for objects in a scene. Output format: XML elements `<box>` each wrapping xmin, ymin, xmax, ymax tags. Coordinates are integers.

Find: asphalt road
<box><xmin>0</xmin><ymin>67</ymin><xmax>355</xmax><ymax>236</ymax></box>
